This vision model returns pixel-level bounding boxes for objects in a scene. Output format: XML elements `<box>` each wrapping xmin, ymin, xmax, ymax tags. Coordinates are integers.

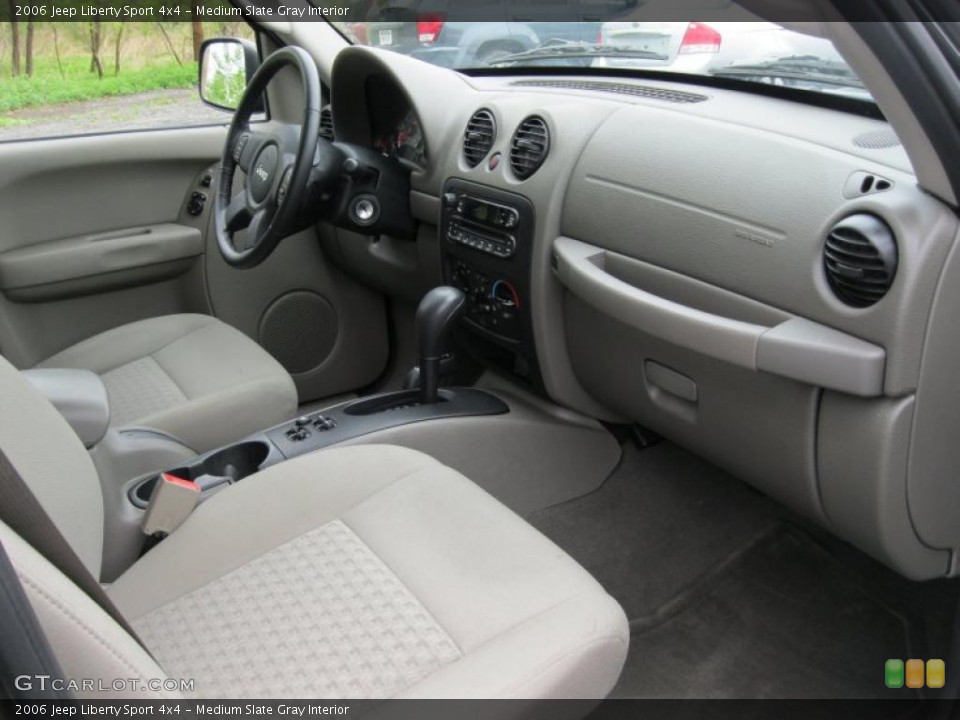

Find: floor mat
<box><xmin>527</xmin><ymin>442</ymin><xmax>781</xmax><ymax>621</ymax></box>
<box><xmin>527</xmin><ymin>441</ymin><xmax>921</xmax><ymax>699</ymax></box>
<box><xmin>611</xmin><ymin>527</ymin><xmax>915</xmax><ymax>699</ymax></box>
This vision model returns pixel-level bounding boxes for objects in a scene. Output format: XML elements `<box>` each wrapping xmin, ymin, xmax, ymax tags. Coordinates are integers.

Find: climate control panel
<box><xmin>450</xmin><ymin>261</ymin><xmax>523</xmax><ymax>340</ymax></box>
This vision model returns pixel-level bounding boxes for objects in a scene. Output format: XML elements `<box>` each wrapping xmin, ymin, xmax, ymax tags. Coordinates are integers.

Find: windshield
<box><xmin>330</xmin><ymin>9</ymin><xmax>873</xmax><ymax>104</ymax></box>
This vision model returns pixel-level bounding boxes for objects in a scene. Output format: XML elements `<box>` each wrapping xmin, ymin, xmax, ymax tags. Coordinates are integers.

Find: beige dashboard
<box><xmin>323</xmin><ymin>46</ymin><xmax>960</xmax><ymax>581</ymax></box>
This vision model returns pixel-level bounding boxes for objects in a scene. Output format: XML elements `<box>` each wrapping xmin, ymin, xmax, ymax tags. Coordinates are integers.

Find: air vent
<box><xmin>823</xmin><ymin>214</ymin><xmax>898</xmax><ymax>308</ymax></box>
<box><xmin>463</xmin><ymin>109</ymin><xmax>496</xmax><ymax>167</ymax></box>
<box><xmin>511</xmin><ymin>79</ymin><xmax>708</xmax><ymax>104</ymax></box>
<box><xmin>510</xmin><ymin>116</ymin><xmax>549</xmax><ymax>180</ymax></box>
<box><xmin>319</xmin><ymin>106</ymin><xmax>334</xmax><ymax>141</ymax></box>
<box><xmin>853</xmin><ymin>129</ymin><xmax>900</xmax><ymax>150</ymax></box>
<box><xmin>843</xmin><ymin>171</ymin><xmax>894</xmax><ymax>199</ymax></box>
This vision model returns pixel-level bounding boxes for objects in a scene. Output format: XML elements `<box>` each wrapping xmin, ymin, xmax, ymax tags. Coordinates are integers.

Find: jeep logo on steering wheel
<box><xmin>255</xmin><ymin>164</ymin><xmax>270</xmax><ymax>182</ymax></box>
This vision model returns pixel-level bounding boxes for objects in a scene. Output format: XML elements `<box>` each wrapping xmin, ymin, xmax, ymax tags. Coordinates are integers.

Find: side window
<box><xmin>0</xmin><ymin>21</ymin><xmax>255</xmax><ymax>142</ymax></box>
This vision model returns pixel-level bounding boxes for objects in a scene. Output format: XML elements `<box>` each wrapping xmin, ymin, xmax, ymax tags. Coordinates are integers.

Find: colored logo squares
<box><xmin>885</xmin><ymin>659</ymin><xmax>945</xmax><ymax>689</ymax></box>
<box><xmin>906</xmin><ymin>659</ymin><xmax>925</xmax><ymax>688</ymax></box>
<box><xmin>927</xmin><ymin>659</ymin><xmax>946</xmax><ymax>689</ymax></box>
<box><xmin>885</xmin><ymin>659</ymin><xmax>903</xmax><ymax>688</ymax></box>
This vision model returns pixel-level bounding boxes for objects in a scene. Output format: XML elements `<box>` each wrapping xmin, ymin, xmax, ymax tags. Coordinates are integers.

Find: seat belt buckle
<box><xmin>141</xmin><ymin>473</ymin><xmax>200</xmax><ymax>537</ymax></box>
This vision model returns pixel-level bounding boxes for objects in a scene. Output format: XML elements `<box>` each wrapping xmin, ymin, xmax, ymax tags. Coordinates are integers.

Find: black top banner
<box><xmin>0</xmin><ymin>0</ymin><xmax>957</xmax><ymax>24</ymax></box>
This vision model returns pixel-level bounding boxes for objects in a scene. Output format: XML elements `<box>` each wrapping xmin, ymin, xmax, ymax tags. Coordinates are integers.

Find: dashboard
<box><xmin>324</xmin><ymin>46</ymin><xmax>960</xmax><ymax>583</ymax></box>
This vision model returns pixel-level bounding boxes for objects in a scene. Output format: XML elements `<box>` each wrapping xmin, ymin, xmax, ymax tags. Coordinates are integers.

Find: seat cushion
<box><xmin>37</xmin><ymin>314</ymin><xmax>297</xmax><ymax>453</ymax></box>
<box><xmin>107</xmin><ymin>445</ymin><xmax>629</xmax><ymax>699</ymax></box>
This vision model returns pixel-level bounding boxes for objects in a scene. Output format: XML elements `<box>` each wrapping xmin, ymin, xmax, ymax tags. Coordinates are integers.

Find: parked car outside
<box><xmin>366</xmin><ymin>21</ymin><xmax>543</xmax><ymax>67</ymax></box>
<box><xmin>345</xmin><ymin>1</ymin><xmax>624</xmax><ymax>67</ymax></box>
<box><xmin>594</xmin><ymin>20</ymin><xmax>839</xmax><ymax>74</ymax></box>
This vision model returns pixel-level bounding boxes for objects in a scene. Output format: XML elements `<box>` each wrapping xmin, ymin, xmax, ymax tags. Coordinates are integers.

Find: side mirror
<box><xmin>199</xmin><ymin>38</ymin><xmax>260</xmax><ymax>112</ymax></box>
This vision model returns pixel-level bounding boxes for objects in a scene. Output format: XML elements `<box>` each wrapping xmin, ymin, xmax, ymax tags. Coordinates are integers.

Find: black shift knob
<box><xmin>416</xmin><ymin>286</ymin><xmax>465</xmax><ymax>403</ymax></box>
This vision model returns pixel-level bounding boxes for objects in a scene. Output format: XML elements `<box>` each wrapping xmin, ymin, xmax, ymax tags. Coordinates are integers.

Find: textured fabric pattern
<box><xmin>134</xmin><ymin>519</ymin><xmax>462</xmax><ymax>699</ymax></box>
<box><xmin>100</xmin><ymin>357</ymin><xmax>186</xmax><ymax>427</ymax></box>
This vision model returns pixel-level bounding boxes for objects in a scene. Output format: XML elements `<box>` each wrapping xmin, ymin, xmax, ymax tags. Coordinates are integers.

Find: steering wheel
<box><xmin>215</xmin><ymin>47</ymin><xmax>321</xmax><ymax>269</ymax></box>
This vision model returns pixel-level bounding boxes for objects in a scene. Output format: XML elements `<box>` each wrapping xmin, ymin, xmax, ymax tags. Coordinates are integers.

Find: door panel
<box><xmin>0</xmin><ymin>223</ymin><xmax>202</xmax><ymax>302</ymax></box>
<box><xmin>0</xmin><ymin>128</ymin><xmax>225</xmax><ymax>253</ymax></box>
<box><xmin>0</xmin><ymin>127</ymin><xmax>224</xmax><ymax>367</ymax></box>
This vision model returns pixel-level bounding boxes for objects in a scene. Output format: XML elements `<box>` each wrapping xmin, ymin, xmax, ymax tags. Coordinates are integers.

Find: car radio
<box><xmin>444</xmin><ymin>192</ymin><xmax>520</xmax><ymax>259</ymax></box>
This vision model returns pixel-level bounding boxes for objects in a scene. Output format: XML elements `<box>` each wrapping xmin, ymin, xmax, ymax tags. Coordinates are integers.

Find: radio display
<box><xmin>466</xmin><ymin>201</ymin><xmax>491</xmax><ymax>224</ymax></box>
<box><xmin>461</xmin><ymin>196</ymin><xmax>518</xmax><ymax>231</ymax></box>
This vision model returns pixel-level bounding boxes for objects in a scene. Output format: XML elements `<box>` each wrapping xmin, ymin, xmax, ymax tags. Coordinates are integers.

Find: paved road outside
<box><xmin>0</xmin><ymin>88</ymin><xmax>231</xmax><ymax>142</ymax></box>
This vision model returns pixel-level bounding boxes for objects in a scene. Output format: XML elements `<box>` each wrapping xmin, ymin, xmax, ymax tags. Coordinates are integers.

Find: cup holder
<box><xmin>130</xmin><ymin>440</ymin><xmax>270</xmax><ymax>509</ymax></box>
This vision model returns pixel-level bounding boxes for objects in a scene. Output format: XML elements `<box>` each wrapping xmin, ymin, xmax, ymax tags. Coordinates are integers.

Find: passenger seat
<box><xmin>34</xmin><ymin>314</ymin><xmax>298</xmax><ymax>453</ymax></box>
<box><xmin>0</xmin><ymin>355</ymin><xmax>629</xmax><ymax>700</ymax></box>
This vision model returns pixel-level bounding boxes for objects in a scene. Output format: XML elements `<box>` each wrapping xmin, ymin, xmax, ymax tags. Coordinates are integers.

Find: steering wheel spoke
<box><xmin>224</xmin><ymin>194</ymin><xmax>253</xmax><ymax>232</ymax></box>
<box><xmin>244</xmin><ymin>208</ymin><xmax>271</xmax><ymax>250</ymax></box>
<box><xmin>233</xmin><ymin>130</ymin><xmax>270</xmax><ymax>175</ymax></box>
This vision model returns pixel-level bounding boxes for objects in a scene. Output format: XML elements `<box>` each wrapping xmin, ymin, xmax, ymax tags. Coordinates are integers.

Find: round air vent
<box><xmin>463</xmin><ymin>109</ymin><xmax>496</xmax><ymax>167</ymax></box>
<box><xmin>510</xmin><ymin>116</ymin><xmax>549</xmax><ymax>180</ymax></box>
<box><xmin>319</xmin><ymin>106</ymin><xmax>334</xmax><ymax>141</ymax></box>
<box><xmin>823</xmin><ymin>214</ymin><xmax>898</xmax><ymax>308</ymax></box>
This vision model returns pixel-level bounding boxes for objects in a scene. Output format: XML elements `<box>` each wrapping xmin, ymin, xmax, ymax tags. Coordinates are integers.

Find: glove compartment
<box><xmin>556</xmin><ymin>238</ymin><xmax>825</xmax><ymax>522</ymax></box>
<box><xmin>554</xmin><ymin>237</ymin><xmax>951</xmax><ymax>579</ymax></box>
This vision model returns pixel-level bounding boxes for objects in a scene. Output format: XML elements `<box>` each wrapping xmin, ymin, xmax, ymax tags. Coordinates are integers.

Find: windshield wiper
<box><xmin>710</xmin><ymin>56</ymin><xmax>866</xmax><ymax>90</ymax></box>
<box><xmin>488</xmin><ymin>42</ymin><xmax>668</xmax><ymax>67</ymax></box>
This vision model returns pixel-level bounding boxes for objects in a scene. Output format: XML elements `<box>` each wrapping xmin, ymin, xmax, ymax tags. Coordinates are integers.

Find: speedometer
<box><xmin>394</xmin><ymin>110</ymin><xmax>427</xmax><ymax>167</ymax></box>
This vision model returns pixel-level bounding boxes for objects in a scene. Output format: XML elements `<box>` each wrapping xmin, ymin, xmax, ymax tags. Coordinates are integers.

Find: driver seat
<box><xmin>34</xmin><ymin>313</ymin><xmax>298</xmax><ymax>453</ymax></box>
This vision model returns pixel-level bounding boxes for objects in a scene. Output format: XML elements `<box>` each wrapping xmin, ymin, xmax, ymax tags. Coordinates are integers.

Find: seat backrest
<box><xmin>0</xmin><ymin>520</ymin><xmax>174</xmax><ymax>699</ymax></box>
<box><xmin>0</xmin><ymin>354</ymin><xmax>104</xmax><ymax>578</ymax></box>
<box><xmin>0</xmin><ymin>356</ymin><xmax>175</xmax><ymax>697</ymax></box>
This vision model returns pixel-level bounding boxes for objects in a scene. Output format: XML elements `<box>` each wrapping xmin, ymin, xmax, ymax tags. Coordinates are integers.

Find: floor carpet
<box><xmin>527</xmin><ymin>441</ymin><xmax>923</xmax><ymax>700</ymax></box>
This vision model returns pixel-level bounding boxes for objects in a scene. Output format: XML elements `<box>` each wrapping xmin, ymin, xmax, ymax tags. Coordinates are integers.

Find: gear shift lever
<box><xmin>416</xmin><ymin>286</ymin><xmax>465</xmax><ymax>404</ymax></box>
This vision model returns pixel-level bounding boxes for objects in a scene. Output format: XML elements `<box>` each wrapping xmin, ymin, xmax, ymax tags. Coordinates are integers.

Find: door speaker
<box><xmin>258</xmin><ymin>291</ymin><xmax>338</xmax><ymax>375</ymax></box>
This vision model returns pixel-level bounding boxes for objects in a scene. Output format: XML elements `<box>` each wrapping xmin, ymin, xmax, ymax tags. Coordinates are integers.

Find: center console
<box><xmin>440</xmin><ymin>178</ymin><xmax>540</xmax><ymax>387</ymax></box>
<box><xmin>128</xmin><ymin>387</ymin><xmax>508</xmax><ymax>509</ymax></box>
